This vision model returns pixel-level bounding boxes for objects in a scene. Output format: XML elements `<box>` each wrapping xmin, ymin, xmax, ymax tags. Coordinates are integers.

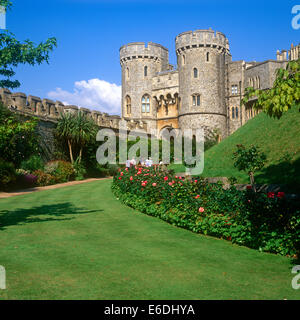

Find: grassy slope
<box><xmin>170</xmin><ymin>107</ymin><xmax>300</xmax><ymax>190</ymax></box>
<box><xmin>0</xmin><ymin>180</ymin><xmax>298</xmax><ymax>300</ymax></box>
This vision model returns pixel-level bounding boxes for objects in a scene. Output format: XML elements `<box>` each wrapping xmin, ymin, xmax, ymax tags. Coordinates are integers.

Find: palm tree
<box><xmin>56</xmin><ymin>112</ymin><xmax>76</xmax><ymax>164</ymax></box>
<box><xmin>73</xmin><ymin>111</ymin><xmax>97</xmax><ymax>164</ymax></box>
<box><xmin>56</xmin><ymin>111</ymin><xmax>97</xmax><ymax>164</ymax></box>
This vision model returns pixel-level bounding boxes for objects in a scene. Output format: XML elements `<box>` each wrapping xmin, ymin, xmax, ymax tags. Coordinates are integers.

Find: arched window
<box><xmin>206</xmin><ymin>52</ymin><xmax>210</xmax><ymax>62</ymax></box>
<box><xmin>256</xmin><ymin>76</ymin><xmax>260</xmax><ymax>89</ymax></box>
<box><xmin>193</xmin><ymin>68</ymin><xmax>198</xmax><ymax>78</ymax></box>
<box><xmin>142</xmin><ymin>94</ymin><xmax>150</xmax><ymax>113</ymax></box>
<box><xmin>125</xmin><ymin>95</ymin><xmax>131</xmax><ymax>115</ymax></box>
<box><xmin>232</xmin><ymin>107</ymin><xmax>235</xmax><ymax>119</ymax></box>
<box><xmin>144</xmin><ymin>66</ymin><xmax>148</xmax><ymax>77</ymax></box>
<box><xmin>235</xmin><ymin>106</ymin><xmax>239</xmax><ymax>119</ymax></box>
<box><xmin>182</xmin><ymin>55</ymin><xmax>185</xmax><ymax>65</ymax></box>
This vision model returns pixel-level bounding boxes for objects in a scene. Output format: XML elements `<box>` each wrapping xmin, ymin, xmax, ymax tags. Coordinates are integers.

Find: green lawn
<box><xmin>0</xmin><ymin>179</ymin><xmax>298</xmax><ymax>299</ymax></box>
<box><xmin>170</xmin><ymin>106</ymin><xmax>300</xmax><ymax>192</ymax></box>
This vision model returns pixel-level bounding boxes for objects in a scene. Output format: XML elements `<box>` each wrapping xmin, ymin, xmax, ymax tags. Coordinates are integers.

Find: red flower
<box><xmin>164</xmin><ymin>176</ymin><xmax>168</xmax><ymax>181</ymax></box>
<box><xmin>194</xmin><ymin>179</ymin><xmax>198</xmax><ymax>183</ymax></box>
<box><xmin>246</xmin><ymin>185</ymin><xmax>252</xmax><ymax>190</ymax></box>
<box><xmin>130</xmin><ymin>176</ymin><xmax>133</xmax><ymax>181</ymax></box>
<box><xmin>277</xmin><ymin>192</ymin><xmax>285</xmax><ymax>198</ymax></box>
<box><xmin>152</xmin><ymin>183</ymin><xmax>157</xmax><ymax>187</ymax></box>
<box><xmin>120</xmin><ymin>172</ymin><xmax>123</xmax><ymax>176</ymax></box>
<box><xmin>267</xmin><ymin>192</ymin><xmax>275</xmax><ymax>198</ymax></box>
<box><xmin>168</xmin><ymin>182</ymin><xmax>173</xmax><ymax>186</ymax></box>
<box><xmin>195</xmin><ymin>195</ymin><xmax>200</xmax><ymax>199</ymax></box>
<box><xmin>199</xmin><ymin>207</ymin><xmax>205</xmax><ymax>213</ymax></box>
<box><xmin>118</xmin><ymin>177</ymin><xmax>122</xmax><ymax>180</ymax></box>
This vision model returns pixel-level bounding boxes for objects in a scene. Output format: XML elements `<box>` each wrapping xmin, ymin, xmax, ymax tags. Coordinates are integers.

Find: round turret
<box><xmin>175</xmin><ymin>29</ymin><xmax>231</xmax><ymax>139</ymax></box>
<box><xmin>120</xmin><ymin>42</ymin><xmax>169</xmax><ymax>131</ymax></box>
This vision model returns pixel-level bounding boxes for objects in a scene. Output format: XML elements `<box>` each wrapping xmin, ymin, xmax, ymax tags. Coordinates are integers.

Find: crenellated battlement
<box><xmin>119</xmin><ymin>42</ymin><xmax>169</xmax><ymax>65</ymax></box>
<box><xmin>175</xmin><ymin>28</ymin><xmax>230</xmax><ymax>55</ymax></box>
<box><xmin>0</xmin><ymin>88</ymin><xmax>148</xmax><ymax>131</ymax></box>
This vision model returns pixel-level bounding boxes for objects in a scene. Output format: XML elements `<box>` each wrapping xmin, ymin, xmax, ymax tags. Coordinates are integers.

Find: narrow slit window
<box><xmin>206</xmin><ymin>52</ymin><xmax>210</xmax><ymax>62</ymax></box>
<box><xmin>193</xmin><ymin>68</ymin><xmax>198</xmax><ymax>78</ymax></box>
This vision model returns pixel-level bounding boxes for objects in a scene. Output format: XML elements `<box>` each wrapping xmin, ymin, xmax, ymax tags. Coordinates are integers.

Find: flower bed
<box><xmin>112</xmin><ymin>166</ymin><xmax>300</xmax><ymax>257</ymax></box>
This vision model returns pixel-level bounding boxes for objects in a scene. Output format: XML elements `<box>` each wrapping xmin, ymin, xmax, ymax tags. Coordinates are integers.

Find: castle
<box><xmin>120</xmin><ymin>28</ymin><xmax>300</xmax><ymax>140</ymax></box>
<box><xmin>0</xmin><ymin>28</ymin><xmax>299</xmax><ymax>142</ymax></box>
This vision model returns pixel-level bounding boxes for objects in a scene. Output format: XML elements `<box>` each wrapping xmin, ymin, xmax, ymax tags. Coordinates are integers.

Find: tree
<box><xmin>56</xmin><ymin>111</ymin><xmax>98</xmax><ymax>165</ymax></box>
<box><xmin>72</xmin><ymin>111</ymin><xmax>98</xmax><ymax>164</ymax></box>
<box><xmin>233</xmin><ymin>144</ymin><xmax>266</xmax><ymax>192</ymax></box>
<box><xmin>0</xmin><ymin>101</ymin><xmax>39</xmax><ymax>166</ymax></box>
<box><xmin>242</xmin><ymin>58</ymin><xmax>300</xmax><ymax>119</ymax></box>
<box><xmin>0</xmin><ymin>0</ymin><xmax>57</xmax><ymax>89</ymax></box>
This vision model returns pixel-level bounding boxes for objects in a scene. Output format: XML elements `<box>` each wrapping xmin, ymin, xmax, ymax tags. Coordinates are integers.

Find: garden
<box><xmin>0</xmin><ymin>103</ymin><xmax>117</xmax><ymax>192</ymax></box>
<box><xmin>112</xmin><ymin>166</ymin><xmax>300</xmax><ymax>257</ymax></box>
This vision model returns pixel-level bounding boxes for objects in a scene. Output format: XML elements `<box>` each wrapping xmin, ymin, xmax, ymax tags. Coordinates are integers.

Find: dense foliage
<box><xmin>242</xmin><ymin>58</ymin><xmax>300</xmax><ymax>119</ymax></box>
<box><xmin>112</xmin><ymin>166</ymin><xmax>300</xmax><ymax>257</ymax></box>
<box><xmin>0</xmin><ymin>103</ymin><xmax>39</xmax><ymax>166</ymax></box>
<box><xmin>55</xmin><ymin>111</ymin><xmax>98</xmax><ymax>164</ymax></box>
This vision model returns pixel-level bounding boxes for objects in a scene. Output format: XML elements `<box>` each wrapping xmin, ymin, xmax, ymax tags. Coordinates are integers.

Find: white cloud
<box><xmin>48</xmin><ymin>78</ymin><xmax>121</xmax><ymax>115</ymax></box>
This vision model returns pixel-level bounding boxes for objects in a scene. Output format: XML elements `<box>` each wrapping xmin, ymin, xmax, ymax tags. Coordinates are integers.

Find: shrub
<box><xmin>23</xmin><ymin>174</ymin><xmax>38</xmax><ymax>186</ymax></box>
<box><xmin>44</xmin><ymin>160</ymin><xmax>75</xmax><ymax>183</ymax></box>
<box><xmin>72</xmin><ymin>158</ymin><xmax>87</xmax><ymax>181</ymax></box>
<box><xmin>0</xmin><ymin>159</ymin><xmax>16</xmax><ymax>188</ymax></box>
<box><xmin>112</xmin><ymin>166</ymin><xmax>300</xmax><ymax>257</ymax></box>
<box><xmin>33</xmin><ymin>170</ymin><xmax>57</xmax><ymax>187</ymax></box>
<box><xmin>20</xmin><ymin>155</ymin><xmax>44</xmax><ymax>173</ymax></box>
<box><xmin>0</xmin><ymin>103</ymin><xmax>39</xmax><ymax>166</ymax></box>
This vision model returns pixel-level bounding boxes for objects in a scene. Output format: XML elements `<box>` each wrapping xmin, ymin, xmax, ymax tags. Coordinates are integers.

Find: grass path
<box><xmin>0</xmin><ymin>179</ymin><xmax>298</xmax><ymax>299</ymax></box>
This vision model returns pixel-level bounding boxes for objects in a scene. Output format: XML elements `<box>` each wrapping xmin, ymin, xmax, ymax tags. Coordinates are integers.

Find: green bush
<box><xmin>0</xmin><ymin>159</ymin><xmax>16</xmax><ymax>188</ymax></box>
<box><xmin>112</xmin><ymin>166</ymin><xmax>300</xmax><ymax>257</ymax></box>
<box><xmin>72</xmin><ymin>158</ymin><xmax>87</xmax><ymax>181</ymax></box>
<box><xmin>44</xmin><ymin>160</ymin><xmax>74</xmax><ymax>183</ymax></box>
<box><xmin>0</xmin><ymin>103</ymin><xmax>39</xmax><ymax>167</ymax></box>
<box><xmin>20</xmin><ymin>155</ymin><xmax>44</xmax><ymax>173</ymax></box>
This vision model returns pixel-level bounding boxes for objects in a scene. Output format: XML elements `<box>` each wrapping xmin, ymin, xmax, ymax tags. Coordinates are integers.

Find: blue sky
<box><xmin>5</xmin><ymin>0</ymin><xmax>300</xmax><ymax>114</ymax></box>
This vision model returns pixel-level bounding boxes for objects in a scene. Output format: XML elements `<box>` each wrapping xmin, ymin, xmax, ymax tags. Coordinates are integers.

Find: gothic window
<box><xmin>193</xmin><ymin>68</ymin><xmax>198</xmax><ymax>78</ymax></box>
<box><xmin>256</xmin><ymin>76</ymin><xmax>260</xmax><ymax>89</ymax></box>
<box><xmin>144</xmin><ymin>66</ymin><xmax>148</xmax><ymax>77</ymax></box>
<box><xmin>235</xmin><ymin>106</ymin><xmax>239</xmax><ymax>119</ymax></box>
<box><xmin>232</xmin><ymin>107</ymin><xmax>235</xmax><ymax>119</ymax></box>
<box><xmin>125</xmin><ymin>95</ymin><xmax>131</xmax><ymax>115</ymax></box>
<box><xmin>142</xmin><ymin>94</ymin><xmax>150</xmax><ymax>113</ymax></box>
<box><xmin>192</xmin><ymin>94</ymin><xmax>201</xmax><ymax>106</ymax></box>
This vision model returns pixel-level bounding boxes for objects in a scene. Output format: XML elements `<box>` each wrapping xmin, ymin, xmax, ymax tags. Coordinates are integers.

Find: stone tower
<box><xmin>175</xmin><ymin>29</ymin><xmax>231</xmax><ymax>138</ymax></box>
<box><xmin>119</xmin><ymin>42</ymin><xmax>169</xmax><ymax>131</ymax></box>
